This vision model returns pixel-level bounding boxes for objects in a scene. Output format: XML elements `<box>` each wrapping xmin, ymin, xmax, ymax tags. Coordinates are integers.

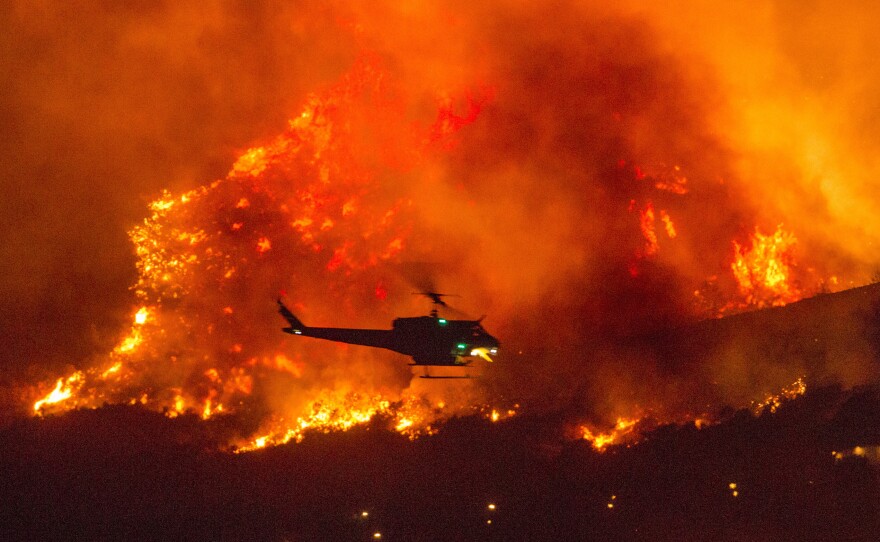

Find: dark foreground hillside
<box><xmin>1</xmin><ymin>384</ymin><xmax>879</xmax><ymax>541</ymax></box>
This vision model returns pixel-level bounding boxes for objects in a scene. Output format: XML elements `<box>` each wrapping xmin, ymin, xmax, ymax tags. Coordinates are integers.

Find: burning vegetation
<box><xmin>732</xmin><ymin>225</ymin><xmax>801</xmax><ymax>308</ymax></box>
<box><xmin>7</xmin><ymin>1</ymin><xmax>880</xmax><ymax>539</ymax></box>
<box><xmin>29</xmin><ymin>56</ymin><xmax>503</xmax><ymax>449</ymax></box>
<box><xmin>13</xmin><ymin>1</ymin><xmax>880</xmax><ymax>462</ymax></box>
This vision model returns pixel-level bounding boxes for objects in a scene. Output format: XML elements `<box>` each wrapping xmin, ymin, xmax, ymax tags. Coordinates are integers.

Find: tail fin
<box><xmin>277</xmin><ymin>299</ymin><xmax>307</xmax><ymax>334</ymax></box>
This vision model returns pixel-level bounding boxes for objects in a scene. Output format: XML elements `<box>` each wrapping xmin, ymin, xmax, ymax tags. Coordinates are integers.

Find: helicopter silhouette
<box><xmin>277</xmin><ymin>293</ymin><xmax>499</xmax><ymax>378</ymax></box>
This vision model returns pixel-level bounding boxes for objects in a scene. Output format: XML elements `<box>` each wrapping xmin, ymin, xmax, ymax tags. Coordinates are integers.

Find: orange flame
<box><xmin>574</xmin><ymin>377</ymin><xmax>807</xmax><ymax>452</ymax></box>
<box><xmin>33</xmin><ymin>372</ymin><xmax>85</xmax><ymax>413</ymax></box>
<box><xmin>752</xmin><ymin>377</ymin><xmax>806</xmax><ymax>414</ymax></box>
<box><xmin>580</xmin><ymin>417</ymin><xmax>641</xmax><ymax>451</ymax></box>
<box><xmin>27</xmin><ymin>58</ymin><xmax>496</xmax><ymax>449</ymax></box>
<box><xmin>731</xmin><ymin>225</ymin><xmax>801</xmax><ymax>307</ymax></box>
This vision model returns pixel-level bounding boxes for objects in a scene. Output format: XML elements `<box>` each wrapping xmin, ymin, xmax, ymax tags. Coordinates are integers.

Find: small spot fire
<box><xmin>576</xmin><ymin>377</ymin><xmax>808</xmax><ymax>453</ymax></box>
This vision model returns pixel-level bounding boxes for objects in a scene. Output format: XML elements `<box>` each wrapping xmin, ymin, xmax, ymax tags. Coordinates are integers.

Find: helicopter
<box><xmin>277</xmin><ymin>293</ymin><xmax>499</xmax><ymax>378</ymax></box>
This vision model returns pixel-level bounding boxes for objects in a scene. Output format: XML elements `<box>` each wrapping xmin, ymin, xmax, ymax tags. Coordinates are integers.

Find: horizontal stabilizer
<box><xmin>277</xmin><ymin>299</ymin><xmax>306</xmax><ymax>333</ymax></box>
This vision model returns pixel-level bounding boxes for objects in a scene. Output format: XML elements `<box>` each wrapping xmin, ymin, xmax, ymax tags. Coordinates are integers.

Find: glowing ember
<box><xmin>639</xmin><ymin>203</ymin><xmax>659</xmax><ymax>256</ymax></box>
<box><xmin>256</xmin><ymin>237</ymin><xmax>272</xmax><ymax>253</ymax></box>
<box><xmin>660</xmin><ymin>210</ymin><xmax>677</xmax><ymax>239</ymax></box>
<box><xmin>485</xmin><ymin>405</ymin><xmax>517</xmax><ymax>423</ymax></box>
<box><xmin>752</xmin><ymin>377</ymin><xmax>807</xmax><ymax>414</ymax></box>
<box><xmin>833</xmin><ymin>446</ymin><xmax>880</xmax><ymax>464</ymax></box>
<box><xmin>626</xmin><ymin>163</ymin><xmax>689</xmax><ymax>274</ymax></box>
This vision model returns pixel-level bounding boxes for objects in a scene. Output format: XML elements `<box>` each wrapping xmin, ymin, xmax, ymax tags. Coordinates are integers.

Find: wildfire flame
<box><xmin>732</xmin><ymin>225</ymin><xmax>801</xmax><ymax>307</ymax></box>
<box><xmin>33</xmin><ymin>372</ymin><xmax>85</xmax><ymax>413</ymax></box>
<box><xmin>25</xmin><ymin>53</ymin><xmax>822</xmax><ymax>452</ymax></box>
<box><xmin>28</xmin><ymin>57</ymin><xmax>497</xmax><ymax>447</ymax></box>
<box><xmin>627</xmin><ymin>163</ymin><xmax>688</xmax><ymax>275</ymax></box>
<box><xmin>577</xmin><ymin>377</ymin><xmax>808</xmax><ymax>452</ymax></box>
<box><xmin>237</xmin><ymin>399</ymin><xmax>514</xmax><ymax>452</ymax></box>
<box><xmin>752</xmin><ymin>376</ymin><xmax>807</xmax><ymax>414</ymax></box>
<box><xmin>22</xmin><ymin>5</ymin><xmax>857</xmax><ymax>455</ymax></box>
<box><xmin>580</xmin><ymin>417</ymin><xmax>641</xmax><ymax>451</ymax></box>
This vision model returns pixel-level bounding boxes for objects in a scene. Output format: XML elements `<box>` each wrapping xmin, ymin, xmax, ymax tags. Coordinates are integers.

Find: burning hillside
<box><xmin>4</xmin><ymin>381</ymin><xmax>880</xmax><ymax>540</ymax></box>
<box><xmin>10</xmin><ymin>0</ymin><xmax>880</xmax><ymax>450</ymax></box>
<box><xmin>4</xmin><ymin>3</ymin><xmax>880</xmax><ymax>536</ymax></box>
<box><xmin>25</xmin><ymin>55</ymin><xmax>503</xmax><ymax>447</ymax></box>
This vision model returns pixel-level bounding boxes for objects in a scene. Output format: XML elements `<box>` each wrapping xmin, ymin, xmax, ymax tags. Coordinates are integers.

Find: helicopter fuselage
<box><xmin>278</xmin><ymin>300</ymin><xmax>499</xmax><ymax>366</ymax></box>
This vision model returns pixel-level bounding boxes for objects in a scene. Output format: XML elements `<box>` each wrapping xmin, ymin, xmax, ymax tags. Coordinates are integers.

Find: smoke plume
<box><xmin>5</xmin><ymin>1</ymin><xmax>880</xmax><ymax>434</ymax></box>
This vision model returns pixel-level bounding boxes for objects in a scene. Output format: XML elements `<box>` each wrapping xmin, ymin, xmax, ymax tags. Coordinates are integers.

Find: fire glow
<box><xmin>33</xmin><ymin>372</ymin><xmax>84</xmax><ymax>413</ymax></box>
<box><xmin>732</xmin><ymin>225</ymin><xmax>801</xmax><ymax>308</ymax></box>
<box><xmin>577</xmin><ymin>377</ymin><xmax>808</xmax><ymax>452</ymax></box>
<box><xmin>27</xmin><ymin>54</ymin><xmax>818</xmax><ymax>449</ymax></box>
<box><xmin>29</xmin><ymin>57</ymin><xmax>495</xmax><ymax>445</ymax></box>
<box><xmin>752</xmin><ymin>377</ymin><xmax>807</xmax><ymax>415</ymax></box>
<box><xmin>581</xmin><ymin>417</ymin><xmax>641</xmax><ymax>451</ymax></box>
<box><xmin>24</xmin><ymin>3</ymin><xmax>863</xmax><ymax>454</ymax></box>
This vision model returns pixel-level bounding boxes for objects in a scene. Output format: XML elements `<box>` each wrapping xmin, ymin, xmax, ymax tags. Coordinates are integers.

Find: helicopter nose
<box><xmin>487</xmin><ymin>335</ymin><xmax>500</xmax><ymax>354</ymax></box>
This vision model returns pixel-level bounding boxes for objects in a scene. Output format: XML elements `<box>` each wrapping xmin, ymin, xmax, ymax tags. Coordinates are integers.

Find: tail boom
<box><xmin>277</xmin><ymin>299</ymin><xmax>394</xmax><ymax>349</ymax></box>
<box><xmin>277</xmin><ymin>299</ymin><xmax>307</xmax><ymax>334</ymax></box>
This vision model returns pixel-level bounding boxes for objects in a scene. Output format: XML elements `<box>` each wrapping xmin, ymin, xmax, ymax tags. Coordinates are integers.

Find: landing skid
<box><xmin>407</xmin><ymin>358</ymin><xmax>474</xmax><ymax>368</ymax></box>
<box><xmin>414</xmin><ymin>365</ymin><xmax>476</xmax><ymax>379</ymax></box>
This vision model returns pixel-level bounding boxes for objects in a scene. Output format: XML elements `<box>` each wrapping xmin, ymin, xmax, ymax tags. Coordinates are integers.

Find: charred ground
<box><xmin>2</xmin><ymin>384</ymin><xmax>880</xmax><ymax>541</ymax></box>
